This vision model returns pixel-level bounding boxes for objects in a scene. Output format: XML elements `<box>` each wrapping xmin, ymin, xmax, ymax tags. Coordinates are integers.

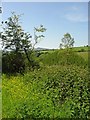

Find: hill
<box><xmin>38</xmin><ymin>48</ymin><xmax>88</xmax><ymax>67</ymax></box>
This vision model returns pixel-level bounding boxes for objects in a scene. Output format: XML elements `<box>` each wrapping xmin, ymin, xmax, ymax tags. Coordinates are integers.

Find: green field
<box><xmin>39</xmin><ymin>46</ymin><xmax>88</xmax><ymax>62</ymax></box>
<box><xmin>39</xmin><ymin>46</ymin><xmax>88</xmax><ymax>53</ymax></box>
<box><xmin>2</xmin><ymin>47</ymin><xmax>90</xmax><ymax>119</ymax></box>
<box><xmin>77</xmin><ymin>52</ymin><xmax>88</xmax><ymax>61</ymax></box>
<box><xmin>72</xmin><ymin>46</ymin><xmax>88</xmax><ymax>52</ymax></box>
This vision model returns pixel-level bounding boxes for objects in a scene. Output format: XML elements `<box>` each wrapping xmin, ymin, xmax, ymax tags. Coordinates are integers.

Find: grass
<box><xmin>72</xmin><ymin>46</ymin><xmax>88</xmax><ymax>52</ymax></box>
<box><xmin>38</xmin><ymin>49</ymin><xmax>87</xmax><ymax>67</ymax></box>
<box><xmin>39</xmin><ymin>46</ymin><xmax>88</xmax><ymax>53</ymax></box>
<box><xmin>77</xmin><ymin>52</ymin><xmax>88</xmax><ymax>61</ymax></box>
<box><xmin>0</xmin><ymin>93</ymin><xmax>2</xmax><ymax>119</ymax></box>
<box><xmin>2</xmin><ymin>47</ymin><xmax>90</xmax><ymax>119</ymax></box>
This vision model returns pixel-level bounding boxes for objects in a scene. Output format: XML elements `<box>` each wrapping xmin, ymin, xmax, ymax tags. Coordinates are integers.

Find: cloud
<box><xmin>65</xmin><ymin>13</ymin><xmax>88</xmax><ymax>22</ymax></box>
<box><xmin>64</xmin><ymin>4</ymin><xmax>88</xmax><ymax>22</ymax></box>
<box><xmin>71</xmin><ymin>6</ymin><xmax>79</xmax><ymax>11</ymax></box>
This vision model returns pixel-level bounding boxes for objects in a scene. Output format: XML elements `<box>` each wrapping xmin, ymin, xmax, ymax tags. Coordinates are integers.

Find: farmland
<box><xmin>2</xmin><ymin>47</ymin><xmax>90</xmax><ymax>119</ymax></box>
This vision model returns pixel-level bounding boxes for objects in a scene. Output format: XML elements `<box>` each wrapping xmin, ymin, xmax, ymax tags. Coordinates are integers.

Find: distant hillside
<box><xmin>72</xmin><ymin>46</ymin><xmax>88</xmax><ymax>52</ymax></box>
<box><xmin>35</xmin><ymin>47</ymin><xmax>51</xmax><ymax>51</ymax></box>
<box><xmin>35</xmin><ymin>46</ymin><xmax>88</xmax><ymax>52</ymax></box>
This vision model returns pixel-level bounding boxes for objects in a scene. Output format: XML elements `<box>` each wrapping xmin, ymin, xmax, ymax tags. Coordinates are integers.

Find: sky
<box><xmin>2</xmin><ymin>0</ymin><xmax>90</xmax><ymax>2</ymax></box>
<box><xmin>0</xmin><ymin>2</ymin><xmax>88</xmax><ymax>49</ymax></box>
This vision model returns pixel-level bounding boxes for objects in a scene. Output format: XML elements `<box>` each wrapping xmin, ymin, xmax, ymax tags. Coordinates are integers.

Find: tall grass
<box><xmin>39</xmin><ymin>50</ymin><xmax>87</xmax><ymax>67</ymax></box>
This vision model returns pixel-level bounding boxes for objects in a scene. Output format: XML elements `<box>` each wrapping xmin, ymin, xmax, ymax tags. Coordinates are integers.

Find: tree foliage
<box><xmin>59</xmin><ymin>33</ymin><xmax>75</xmax><ymax>49</ymax></box>
<box><xmin>33</xmin><ymin>25</ymin><xmax>46</xmax><ymax>49</ymax></box>
<box><xmin>1</xmin><ymin>12</ymin><xmax>32</xmax><ymax>53</ymax></box>
<box><xmin>0</xmin><ymin>12</ymin><xmax>46</xmax><ymax>73</ymax></box>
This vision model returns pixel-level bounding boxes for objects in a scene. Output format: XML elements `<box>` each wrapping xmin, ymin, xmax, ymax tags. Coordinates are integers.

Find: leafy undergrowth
<box><xmin>38</xmin><ymin>50</ymin><xmax>87</xmax><ymax>67</ymax></box>
<box><xmin>2</xmin><ymin>65</ymin><xmax>90</xmax><ymax>119</ymax></box>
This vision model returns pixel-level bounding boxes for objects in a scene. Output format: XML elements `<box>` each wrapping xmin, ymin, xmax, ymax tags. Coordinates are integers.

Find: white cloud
<box><xmin>65</xmin><ymin>13</ymin><xmax>88</xmax><ymax>22</ymax></box>
<box><xmin>71</xmin><ymin>6</ymin><xmax>79</xmax><ymax>11</ymax></box>
<box><xmin>64</xmin><ymin>4</ymin><xmax>88</xmax><ymax>22</ymax></box>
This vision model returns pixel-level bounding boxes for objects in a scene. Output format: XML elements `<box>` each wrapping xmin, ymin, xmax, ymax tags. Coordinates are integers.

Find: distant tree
<box><xmin>59</xmin><ymin>43</ymin><xmax>63</xmax><ymax>49</ymax></box>
<box><xmin>59</xmin><ymin>33</ymin><xmax>75</xmax><ymax>49</ymax></box>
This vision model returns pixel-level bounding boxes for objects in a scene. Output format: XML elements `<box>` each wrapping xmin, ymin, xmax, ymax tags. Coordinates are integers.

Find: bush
<box><xmin>2</xmin><ymin>50</ymin><xmax>40</xmax><ymax>74</ymax></box>
<box><xmin>2</xmin><ymin>51</ymin><xmax>26</xmax><ymax>74</ymax></box>
<box><xmin>25</xmin><ymin>51</ymin><xmax>40</xmax><ymax>71</ymax></box>
<box><xmin>78</xmin><ymin>48</ymin><xmax>85</xmax><ymax>52</ymax></box>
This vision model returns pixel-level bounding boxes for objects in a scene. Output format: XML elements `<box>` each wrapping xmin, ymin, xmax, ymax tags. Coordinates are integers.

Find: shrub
<box><xmin>2</xmin><ymin>51</ymin><xmax>26</xmax><ymax>74</ymax></box>
<box><xmin>78</xmin><ymin>48</ymin><xmax>85</xmax><ymax>52</ymax></box>
<box><xmin>2</xmin><ymin>50</ymin><xmax>40</xmax><ymax>74</ymax></box>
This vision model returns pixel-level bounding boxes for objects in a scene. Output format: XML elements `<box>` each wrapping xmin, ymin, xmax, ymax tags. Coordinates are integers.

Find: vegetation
<box><xmin>77</xmin><ymin>52</ymin><xmax>88</xmax><ymax>61</ymax></box>
<box><xmin>2</xmin><ymin>64</ymin><xmax>89</xmax><ymax>119</ymax></box>
<box><xmin>1</xmin><ymin>12</ymin><xmax>46</xmax><ymax>74</ymax></box>
<box><xmin>38</xmin><ymin>49</ymin><xmax>87</xmax><ymax>67</ymax></box>
<box><xmin>59</xmin><ymin>33</ymin><xmax>74</xmax><ymax>49</ymax></box>
<box><xmin>1</xmin><ymin>13</ymin><xmax>89</xmax><ymax>119</ymax></box>
<box><xmin>72</xmin><ymin>46</ymin><xmax>88</xmax><ymax>52</ymax></box>
<box><xmin>2</xmin><ymin>49</ymin><xmax>89</xmax><ymax>119</ymax></box>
